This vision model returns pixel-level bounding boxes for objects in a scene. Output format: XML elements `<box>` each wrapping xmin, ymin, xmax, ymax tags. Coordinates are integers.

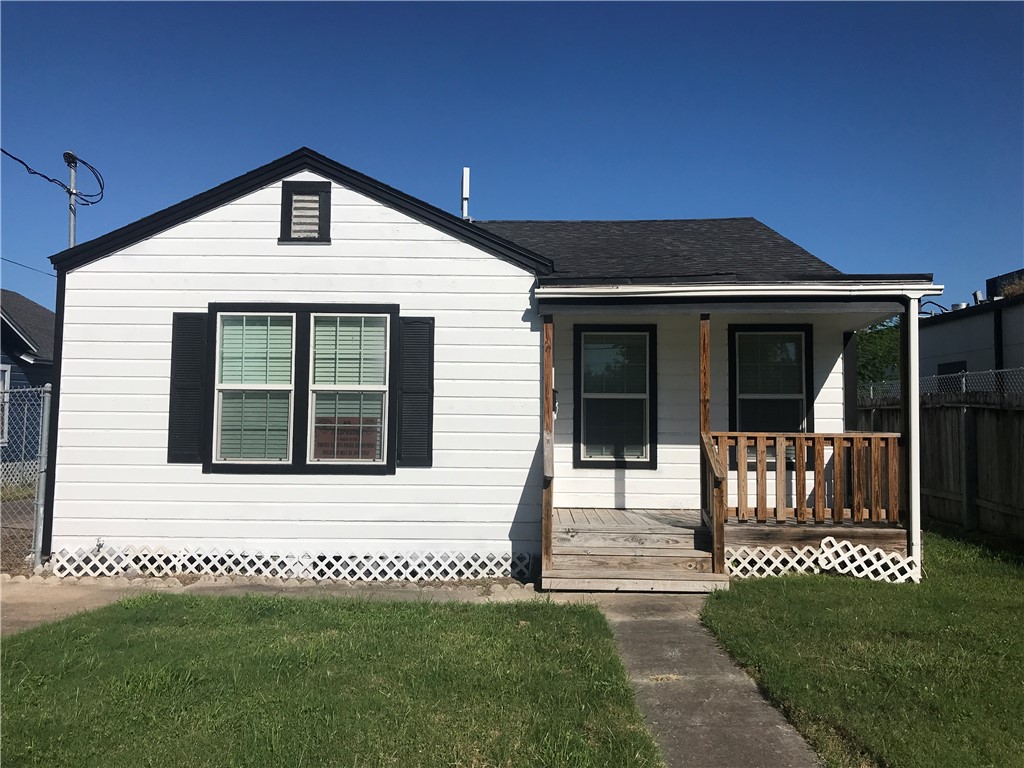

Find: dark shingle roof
<box><xmin>1</xmin><ymin>290</ymin><xmax>56</xmax><ymax>362</ymax></box>
<box><xmin>475</xmin><ymin>217</ymin><xmax>843</xmax><ymax>283</ymax></box>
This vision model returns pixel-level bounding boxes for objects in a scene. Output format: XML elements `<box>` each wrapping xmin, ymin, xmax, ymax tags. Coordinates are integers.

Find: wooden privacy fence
<box><xmin>707</xmin><ymin>432</ymin><xmax>902</xmax><ymax>524</ymax></box>
<box><xmin>858</xmin><ymin>368</ymin><xmax>1024</xmax><ymax>540</ymax></box>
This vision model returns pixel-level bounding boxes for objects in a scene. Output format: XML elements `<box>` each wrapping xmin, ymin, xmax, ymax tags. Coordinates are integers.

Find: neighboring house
<box><xmin>919</xmin><ymin>269</ymin><xmax>1024</xmax><ymax>376</ymax></box>
<box><xmin>42</xmin><ymin>148</ymin><xmax>941</xmax><ymax>588</ymax></box>
<box><xmin>1</xmin><ymin>290</ymin><xmax>55</xmax><ymax>463</ymax></box>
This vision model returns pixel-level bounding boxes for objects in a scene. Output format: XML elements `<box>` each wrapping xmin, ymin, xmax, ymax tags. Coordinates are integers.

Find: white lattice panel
<box><xmin>726</xmin><ymin>538</ymin><xmax>919</xmax><ymax>583</ymax></box>
<box><xmin>817</xmin><ymin>536</ymin><xmax>919</xmax><ymax>583</ymax></box>
<box><xmin>52</xmin><ymin>546</ymin><xmax>534</xmax><ymax>582</ymax></box>
<box><xmin>725</xmin><ymin>545</ymin><xmax>822</xmax><ymax>578</ymax></box>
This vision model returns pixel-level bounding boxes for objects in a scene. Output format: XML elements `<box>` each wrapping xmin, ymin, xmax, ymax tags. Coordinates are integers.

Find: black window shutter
<box><xmin>167</xmin><ymin>312</ymin><xmax>208</xmax><ymax>464</ymax></box>
<box><xmin>397</xmin><ymin>317</ymin><xmax>434</xmax><ymax>468</ymax></box>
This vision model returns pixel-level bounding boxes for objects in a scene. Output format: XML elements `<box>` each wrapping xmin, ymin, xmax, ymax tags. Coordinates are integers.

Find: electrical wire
<box><xmin>1</xmin><ymin>147</ymin><xmax>105</xmax><ymax>206</ymax></box>
<box><xmin>1</xmin><ymin>257</ymin><xmax>56</xmax><ymax>278</ymax></box>
<box><xmin>921</xmin><ymin>300</ymin><xmax>950</xmax><ymax>314</ymax></box>
<box><xmin>1</xmin><ymin>148</ymin><xmax>68</xmax><ymax>190</ymax></box>
<box><xmin>73</xmin><ymin>155</ymin><xmax>105</xmax><ymax>205</ymax></box>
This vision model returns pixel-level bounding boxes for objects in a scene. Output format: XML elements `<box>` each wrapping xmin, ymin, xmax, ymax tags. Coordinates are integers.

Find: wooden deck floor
<box><xmin>555</xmin><ymin>507</ymin><xmax>704</xmax><ymax>530</ymax></box>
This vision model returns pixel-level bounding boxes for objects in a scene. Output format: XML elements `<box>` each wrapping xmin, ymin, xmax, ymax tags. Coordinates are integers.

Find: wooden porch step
<box><xmin>553</xmin><ymin>529</ymin><xmax>711</xmax><ymax>550</ymax></box>
<box><xmin>550</xmin><ymin>551</ymin><xmax>712</xmax><ymax>573</ymax></box>
<box><xmin>552</xmin><ymin>544</ymin><xmax>707</xmax><ymax>557</ymax></box>
<box><xmin>542</xmin><ymin>571</ymin><xmax>729</xmax><ymax>593</ymax></box>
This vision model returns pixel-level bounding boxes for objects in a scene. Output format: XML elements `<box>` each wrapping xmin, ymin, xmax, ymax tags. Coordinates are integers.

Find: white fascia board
<box><xmin>535</xmin><ymin>281</ymin><xmax>944</xmax><ymax>301</ymax></box>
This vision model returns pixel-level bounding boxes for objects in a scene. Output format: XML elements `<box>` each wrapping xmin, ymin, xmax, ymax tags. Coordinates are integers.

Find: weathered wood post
<box><xmin>698</xmin><ymin>314</ymin><xmax>726</xmax><ymax>573</ymax></box>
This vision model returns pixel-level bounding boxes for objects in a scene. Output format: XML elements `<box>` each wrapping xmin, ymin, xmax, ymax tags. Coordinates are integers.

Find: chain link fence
<box><xmin>858</xmin><ymin>367</ymin><xmax>1024</xmax><ymax>401</ymax></box>
<box><xmin>1</xmin><ymin>385</ymin><xmax>50</xmax><ymax>573</ymax></box>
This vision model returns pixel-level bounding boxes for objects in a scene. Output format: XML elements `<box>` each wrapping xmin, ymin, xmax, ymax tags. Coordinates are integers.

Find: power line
<box><xmin>1</xmin><ymin>148</ymin><xmax>68</xmax><ymax>190</ymax></box>
<box><xmin>1</xmin><ymin>257</ymin><xmax>56</xmax><ymax>278</ymax></box>
<box><xmin>1</xmin><ymin>147</ymin><xmax>105</xmax><ymax>206</ymax></box>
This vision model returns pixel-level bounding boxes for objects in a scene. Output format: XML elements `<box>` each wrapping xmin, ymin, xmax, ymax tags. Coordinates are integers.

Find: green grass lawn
<box><xmin>2</xmin><ymin>594</ymin><xmax>662</xmax><ymax>768</ymax></box>
<box><xmin>702</xmin><ymin>532</ymin><xmax>1024</xmax><ymax>768</ymax></box>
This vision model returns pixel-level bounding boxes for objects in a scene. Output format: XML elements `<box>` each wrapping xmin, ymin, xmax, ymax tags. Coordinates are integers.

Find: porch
<box><xmin>538</xmin><ymin>295</ymin><xmax>931</xmax><ymax>591</ymax></box>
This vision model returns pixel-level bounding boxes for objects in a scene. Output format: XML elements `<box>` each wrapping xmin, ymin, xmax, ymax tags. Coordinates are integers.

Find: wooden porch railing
<box><xmin>708</xmin><ymin>432</ymin><xmax>902</xmax><ymax>525</ymax></box>
<box><xmin>700</xmin><ymin>431</ymin><xmax>727</xmax><ymax>573</ymax></box>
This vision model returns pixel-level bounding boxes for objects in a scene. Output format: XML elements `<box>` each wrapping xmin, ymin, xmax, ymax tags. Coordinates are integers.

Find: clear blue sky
<box><xmin>2</xmin><ymin>2</ymin><xmax>1021</xmax><ymax>310</ymax></box>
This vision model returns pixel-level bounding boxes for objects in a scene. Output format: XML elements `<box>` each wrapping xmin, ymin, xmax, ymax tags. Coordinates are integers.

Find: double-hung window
<box><xmin>310</xmin><ymin>315</ymin><xmax>389</xmax><ymax>462</ymax></box>
<box><xmin>728</xmin><ymin>325</ymin><xmax>814</xmax><ymax>459</ymax></box>
<box><xmin>215</xmin><ymin>314</ymin><xmax>295</xmax><ymax>462</ymax></box>
<box><xmin>204</xmin><ymin>303</ymin><xmax>401</xmax><ymax>473</ymax></box>
<box><xmin>573</xmin><ymin>325</ymin><xmax>657</xmax><ymax>469</ymax></box>
<box><xmin>733</xmin><ymin>330</ymin><xmax>809</xmax><ymax>433</ymax></box>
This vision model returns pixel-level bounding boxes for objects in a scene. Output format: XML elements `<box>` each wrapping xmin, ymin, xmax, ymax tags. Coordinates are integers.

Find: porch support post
<box><xmin>699</xmin><ymin>314</ymin><xmax>711</xmax><ymax>437</ymax></box>
<box><xmin>699</xmin><ymin>313</ymin><xmax>725</xmax><ymax>573</ymax></box>
<box><xmin>901</xmin><ymin>298</ymin><xmax>922</xmax><ymax>578</ymax></box>
<box><xmin>700</xmin><ymin>315</ymin><xmax>708</xmax><ymax>544</ymax></box>
<box><xmin>541</xmin><ymin>315</ymin><xmax>554</xmax><ymax>576</ymax></box>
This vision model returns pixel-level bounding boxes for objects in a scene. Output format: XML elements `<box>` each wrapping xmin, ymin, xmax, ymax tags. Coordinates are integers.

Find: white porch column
<box><xmin>907</xmin><ymin>297</ymin><xmax>922</xmax><ymax>578</ymax></box>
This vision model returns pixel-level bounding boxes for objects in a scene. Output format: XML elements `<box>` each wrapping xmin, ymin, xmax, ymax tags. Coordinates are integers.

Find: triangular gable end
<box><xmin>48</xmin><ymin>147</ymin><xmax>553</xmax><ymax>276</ymax></box>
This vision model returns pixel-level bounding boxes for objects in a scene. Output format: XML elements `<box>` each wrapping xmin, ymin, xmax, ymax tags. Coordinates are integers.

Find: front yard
<box><xmin>702</xmin><ymin>532</ymin><xmax>1024</xmax><ymax>768</ymax></box>
<box><xmin>2</xmin><ymin>594</ymin><xmax>663</xmax><ymax>768</ymax></box>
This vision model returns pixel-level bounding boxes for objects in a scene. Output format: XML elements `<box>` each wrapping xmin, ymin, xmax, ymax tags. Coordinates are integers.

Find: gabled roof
<box><xmin>1</xmin><ymin>289</ymin><xmax>56</xmax><ymax>363</ymax></box>
<box><xmin>49</xmin><ymin>148</ymin><xmax>554</xmax><ymax>275</ymax></box>
<box><xmin>476</xmin><ymin>218</ymin><xmax>846</xmax><ymax>284</ymax></box>
<box><xmin>47</xmin><ymin>147</ymin><xmax>931</xmax><ymax>288</ymax></box>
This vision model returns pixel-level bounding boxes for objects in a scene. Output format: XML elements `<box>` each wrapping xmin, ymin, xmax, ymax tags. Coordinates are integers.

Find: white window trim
<box><xmin>307</xmin><ymin>313</ymin><xmax>390</xmax><ymax>464</ymax></box>
<box><xmin>734</xmin><ymin>330</ymin><xmax>807</xmax><ymax>433</ymax></box>
<box><xmin>0</xmin><ymin>364</ymin><xmax>10</xmax><ymax>447</ymax></box>
<box><xmin>212</xmin><ymin>313</ymin><xmax>296</xmax><ymax>464</ymax></box>
<box><xmin>580</xmin><ymin>331</ymin><xmax>650</xmax><ymax>460</ymax></box>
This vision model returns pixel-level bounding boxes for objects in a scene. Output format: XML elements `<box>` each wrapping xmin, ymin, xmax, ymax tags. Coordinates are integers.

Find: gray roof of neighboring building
<box><xmin>1</xmin><ymin>289</ymin><xmax>56</xmax><ymax>362</ymax></box>
<box><xmin>476</xmin><ymin>217</ymin><xmax>845</xmax><ymax>283</ymax></box>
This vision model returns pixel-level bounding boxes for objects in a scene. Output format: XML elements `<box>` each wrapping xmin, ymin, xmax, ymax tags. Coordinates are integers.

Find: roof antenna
<box><xmin>461</xmin><ymin>167</ymin><xmax>471</xmax><ymax>221</ymax></box>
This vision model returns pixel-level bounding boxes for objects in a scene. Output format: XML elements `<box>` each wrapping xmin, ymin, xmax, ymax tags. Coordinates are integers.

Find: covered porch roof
<box><xmin>534</xmin><ymin>276</ymin><xmax>943</xmax><ymax>333</ymax></box>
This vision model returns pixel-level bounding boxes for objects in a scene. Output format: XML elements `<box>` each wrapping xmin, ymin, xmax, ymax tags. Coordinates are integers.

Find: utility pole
<box><xmin>64</xmin><ymin>151</ymin><xmax>77</xmax><ymax>247</ymax></box>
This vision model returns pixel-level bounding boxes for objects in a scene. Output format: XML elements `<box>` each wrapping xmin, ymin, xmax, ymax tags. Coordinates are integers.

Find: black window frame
<box><xmin>573</xmin><ymin>323</ymin><xmax>658</xmax><ymax>470</ymax></box>
<box><xmin>279</xmin><ymin>181</ymin><xmax>332</xmax><ymax>243</ymax></box>
<box><xmin>202</xmin><ymin>302</ymin><xmax>400</xmax><ymax>475</ymax></box>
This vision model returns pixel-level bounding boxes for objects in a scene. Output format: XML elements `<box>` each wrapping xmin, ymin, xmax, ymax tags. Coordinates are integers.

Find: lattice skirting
<box><xmin>51</xmin><ymin>546</ymin><xmax>536</xmax><ymax>582</ymax></box>
<box><xmin>726</xmin><ymin>536</ymin><xmax>920</xmax><ymax>583</ymax></box>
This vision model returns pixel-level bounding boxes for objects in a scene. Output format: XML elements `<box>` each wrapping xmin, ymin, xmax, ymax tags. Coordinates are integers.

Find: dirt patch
<box><xmin>1</xmin><ymin>583</ymin><xmax>135</xmax><ymax>635</ymax></box>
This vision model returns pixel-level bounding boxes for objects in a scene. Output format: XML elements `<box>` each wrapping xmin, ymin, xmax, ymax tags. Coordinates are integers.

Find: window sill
<box><xmin>205</xmin><ymin>462</ymin><xmax>394</xmax><ymax>475</ymax></box>
<box><xmin>277</xmin><ymin>238</ymin><xmax>332</xmax><ymax>245</ymax></box>
<box><xmin>573</xmin><ymin>457</ymin><xmax>658</xmax><ymax>470</ymax></box>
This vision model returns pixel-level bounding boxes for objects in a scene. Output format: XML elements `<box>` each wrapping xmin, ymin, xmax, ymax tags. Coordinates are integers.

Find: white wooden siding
<box><xmin>52</xmin><ymin>170</ymin><xmax>542</xmax><ymax>558</ymax></box>
<box><xmin>552</xmin><ymin>313</ymin><xmax>847</xmax><ymax>509</ymax></box>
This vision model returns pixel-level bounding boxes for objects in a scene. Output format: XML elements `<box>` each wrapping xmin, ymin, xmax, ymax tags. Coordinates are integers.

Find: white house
<box><xmin>44</xmin><ymin>148</ymin><xmax>941</xmax><ymax>589</ymax></box>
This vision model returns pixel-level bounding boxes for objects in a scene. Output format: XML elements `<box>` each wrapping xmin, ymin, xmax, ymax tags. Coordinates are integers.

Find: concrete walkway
<box><xmin>573</xmin><ymin>593</ymin><xmax>822</xmax><ymax>768</ymax></box>
<box><xmin>1</xmin><ymin>579</ymin><xmax>819</xmax><ymax>767</ymax></box>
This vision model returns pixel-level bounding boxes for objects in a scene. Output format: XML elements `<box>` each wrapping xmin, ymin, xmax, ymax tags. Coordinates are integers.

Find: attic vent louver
<box><xmin>280</xmin><ymin>181</ymin><xmax>331</xmax><ymax>243</ymax></box>
<box><xmin>290</xmin><ymin>193</ymin><xmax>321</xmax><ymax>238</ymax></box>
